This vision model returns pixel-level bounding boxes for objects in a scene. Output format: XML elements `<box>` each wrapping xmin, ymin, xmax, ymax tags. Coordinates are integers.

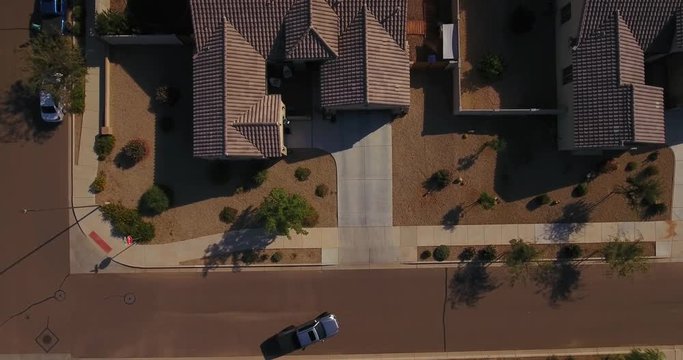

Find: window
<box><xmin>560</xmin><ymin>3</ymin><xmax>571</xmax><ymax>24</ymax></box>
<box><xmin>562</xmin><ymin>65</ymin><xmax>573</xmax><ymax>84</ymax></box>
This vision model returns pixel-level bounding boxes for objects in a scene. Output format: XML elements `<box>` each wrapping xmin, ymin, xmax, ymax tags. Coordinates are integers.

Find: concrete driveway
<box><xmin>312</xmin><ymin>110</ymin><xmax>399</xmax><ymax>263</ymax></box>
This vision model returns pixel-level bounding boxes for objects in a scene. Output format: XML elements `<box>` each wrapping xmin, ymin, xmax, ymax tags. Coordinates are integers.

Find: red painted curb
<box><xmin>89</xmin><ymin>231</ymin><xmax>112</xmax><ymax>253</ymax></box>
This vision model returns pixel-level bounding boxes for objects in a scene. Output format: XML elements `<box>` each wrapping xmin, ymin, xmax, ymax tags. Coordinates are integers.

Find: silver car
<box><xmin>40</xmin><ymin>90</ymin><xmax>63</xmax><ymax>123</ymax></box>
<box><xmin>295</xmin><ymin>313</ymin><xmax>339</xmax><ymax>349</ymax></box>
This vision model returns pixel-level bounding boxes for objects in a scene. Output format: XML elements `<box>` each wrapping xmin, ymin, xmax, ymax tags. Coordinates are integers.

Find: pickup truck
<box><xmin>275</xmin><ymin>313</ymin><xmax>340</xmax><ymax>353</ymax></box>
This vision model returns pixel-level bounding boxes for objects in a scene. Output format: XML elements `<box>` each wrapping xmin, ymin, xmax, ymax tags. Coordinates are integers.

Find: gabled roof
<box><xmin>192</xmin><ymin>17</ymin><xmax>284</xmax><ymax>158</ymax></box>
<box><xmin>285</xmin><ymin>0</ymin><xmax>339</xmax><ymax>60</ymax></box>
<box><xmin>320</xmin><ymin>5</ymin><xmax>410</xmax><ymax>108</ymax></box>
<box><xmin>572</xmin><ymin>2</ymin><xmax>675</xmax><ymax>149</ymax></box>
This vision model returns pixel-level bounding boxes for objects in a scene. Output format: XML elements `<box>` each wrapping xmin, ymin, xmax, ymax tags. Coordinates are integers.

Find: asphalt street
<box><xmin>1</xmin><ymin>0</ymin><xmax>683</xmax><ymax>358</ymax></box>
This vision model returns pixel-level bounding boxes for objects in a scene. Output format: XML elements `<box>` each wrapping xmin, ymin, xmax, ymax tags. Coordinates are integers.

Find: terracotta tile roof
<box><xmin>676</xmin><ymin>6</ymin><xmax>683</xmax><ymax>50</ymax></box>
<box><xmin>572</xmin><ymin>1</ymin><xmax>678</xmax><ymax>148</ymax></box>
<box><xmin>320</xmin><ymin>5</ymin><xmax>410</xmax><ymax>108</ymax></box>
<box><xmin>285</xmin><ymin>0</ymin><xmax>339</xmax><ymax>60</ymax></box>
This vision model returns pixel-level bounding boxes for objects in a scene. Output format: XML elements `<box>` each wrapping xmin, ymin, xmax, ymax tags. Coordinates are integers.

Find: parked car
<box><xmin>37</xmin><ymin>0</ymin><xmax>67</xmax><ymax>34</ymax></box>
<box><xmin>40</xmin><ymin>90</ymin><xmax>64</xmax><ymax>123</ymax></box>
<box><xmin>276</xmin><ymin>313</ymin><xmax>339</xmax><ymax>352</ymax></box>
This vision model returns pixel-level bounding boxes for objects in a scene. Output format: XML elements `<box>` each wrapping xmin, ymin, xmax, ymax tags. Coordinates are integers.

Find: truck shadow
<box><xmin>260</xmin><ymin>326</ymin><xmax>296</xmax><ymax>359</ymax></box>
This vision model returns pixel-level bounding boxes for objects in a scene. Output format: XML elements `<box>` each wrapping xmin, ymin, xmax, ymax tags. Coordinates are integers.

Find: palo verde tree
<box><xmin>26</xmin><ymin>33</ymin><xmax>86</xmax><ymax>104</ymax></box>
<box><xmin>257</xmin><ymin>188</ymin><xmax>318</xmax><ymax>238</ymax></box>
<box><xmin>602</xmin><ymin>235</ymin><xmax>648</xmax><ymax>277</ymax></box>
<box><xmin>505</xmin><ymin>238</ymin><xmax>539</xmax><ymax>284</ymax></box>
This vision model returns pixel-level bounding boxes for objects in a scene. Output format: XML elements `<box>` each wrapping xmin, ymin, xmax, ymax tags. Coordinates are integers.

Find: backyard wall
<box><xmin>101</xmin><ymin>35</ymin><xmax>183</xmax><ymax>45</ymax></box>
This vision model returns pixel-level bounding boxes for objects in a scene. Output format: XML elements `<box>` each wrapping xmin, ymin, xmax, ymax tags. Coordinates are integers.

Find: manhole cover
<box><xmin>35</xmin><ymin>327</ymin><xmax>59</xmax><ymax>353</ymax></box>
<box><xmin>54</xmin><ymin>290</ymin><xmax>66</xmax><ymax>302</ymax></box>
<box><xmin>124</xmin><ymin>293</ymin><xmax>136</xmax><ymax>305</ymax></box>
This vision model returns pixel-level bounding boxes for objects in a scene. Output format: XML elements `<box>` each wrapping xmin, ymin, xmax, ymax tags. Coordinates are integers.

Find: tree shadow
<box><xmin>200</xmin><ymin>225</ymin><xmax>275</xmax><ymax>276</ymax></box>
<box><xmin>448</xmin><ymin>257</ymin><xmax>499</xmax><ymax>308</ymax></box>
<box><xmin>533</xmin><ymin>258</ymin><xmax>583</xmax><ymax>307</ymax></box>
<box><xmin>114</xmin><ymin>151</ymin><xmax>137</xmax><ymax>169</ymax></box>
<box><xmin>457</xmin><ymin>153</ymin><xmax>479</xmax><ymax>171</ymax></box>
<box><xmin>0</xmin><ymin>81</ymin><xmax>59</xmax><ymax>144</ymax></box>
<box><xmin>442</xmin><ymin>204</ymin><xmax>464</xmax><ymax>230</ymax></box>
<box><xmin>543</xmin><ymin>201</ymin><xmax>592</xmax><ymax>242</ymax></box>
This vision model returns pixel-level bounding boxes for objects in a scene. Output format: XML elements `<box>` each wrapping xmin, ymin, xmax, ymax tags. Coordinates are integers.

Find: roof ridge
<box><xmin>309</xmin><ymin>27</ymin><xmax>338</xmax><ymax>57</ymax></box>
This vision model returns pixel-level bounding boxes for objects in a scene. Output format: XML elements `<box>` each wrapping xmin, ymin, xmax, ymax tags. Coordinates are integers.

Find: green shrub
<box><xmin>240</xmin><ymin>250</ymin><xmax>260</xmax><ymax>264</ymax></box>
<box><xmin>270</xmin><ymin>251</ymin><xmax>283</xmax><ymax>263</ymax></box>
<box><xmin>536</xmin><ymin>193</ymin><xmax>551</xmax><ymax>205</ymax></box>
<box><xmin>573</xmin><ymin>182</ymin><xmax>588</xmax><ymax>197</ymax></box>
<box><xmin>599</xmin><ymin>159</ymin><xmax>618</xmax><ymax>173</ymax></box>
<box><xmin>155</xmin><ymin>85</ymin><xmax>180</xmax><ymax>106</ymax></box>
<box><xmin>477</xmin><ymin>245</ymin><xmax>498</xmax><ymax>262</ymax></box>
<box><xmin>294</xmin><ymin>167</ymin><xmax>311</xmax><ymax>181</ymax></box>
<box><xmin>509</xmin><ymin>5</ymin><xmax>536</xmax><ymax>33</ymax></box>
<box><xmin>208</xmin><ymin>161</ymin><xmax>231</xmax><ymax>185</ymax></box>
<box><xmin>477</xmin><ymin>53</ymin><xmax>504</xmax><ymax>81</ymax></box>
<box><xmin>478</xmin><ymin>192</ymin><xmax>496</xmax><ymax>210</ymax></box>
<box><xmin>95</xmin><ymin>10</ymin><xmax>130</xmax><ymax>35</ymax></box>
<box><xmin>219</xmin><ymin>206</ymin><xmax>238</xmax><ymax>223</ymax></box>
<box><xmin>123</xmin><ymin>139</ymin><xmax>149</xmax><ymax>163</ymax></box>
<box><xmin>69</xmin><ymin>77</ymin><xmax>85</xmax><ymax>113</ymax></box>
<box><xmin>558</xmin><ymin>244</ymin><xmax>582</xmax><ymax>260</ymax></box>
<box><xmin>138</xmin><ymin>185</ymin><xmax>170</xmax><ymax>215</ymax></box>
<box><xmin>100</xmin><ymin>203</ymin><xmax>155</xmax><ymax>242</ymax></box>
<box><xmin>625</xmin><ymin>161</ymin><xmax>638</xmax><ymax>172</ymax></box>
<box><xmin>94</xmin><ymin>134</ymin><xmax>115</xmax><ymax>160</ymax></box>
<box><xmin>159</xmin><ymin>116</ymin><xmax>174</xmax><ymax>133</ymax></box>
<box><xmin>252</xmin><ymin>169</ymin><xmax>268</xmax><ymax>187</ymax></box>
<box><xmin>258</xmin><ymin>188</ymin><xmax>317</xmax><ymax>237</ymax></box>
<box><xmin>638</xmin><ymin>165</ymin><xmax>659</xmax><ymax>179</ymax></box>
<box><xmin>425</xmin><ymin>169</ymin><xmax>452</xmax><ymax>192</ymax></box>
<box><xmin>420</xmin><ymin>250</ymin><xmax>432</xmax><ymax>260</ymax></box>
<box><xmin>433</xmin><ymin>245</ymin><xmax>451</xmax><ymax>262</ymax></box>
<box><xmin>90</xmin><ymin>171</ymin><xmax>106</xmax><ymax>193</ymax></box>
<box><xmin>625</xmin><ymin>349</ymin><xmax>665</xmax><ymax>360</ymax></box>
<box><xmin>458</xmin><ymin>247</ymin><xmax>476</xmax><ymax>261</ymax></box>
<box><xmin>506</xmin><ymin>239</ymin><xmax>538</xmax><ymax>267</ymax></box>
<box><xmin>315</xmin><ymin>184</ymin><xmax>329</xmax><ymax>198</ymax></box>
<box><xmin>646</xmin><ymin>151</ymin><xmax>659</xmax><ymax>162</ymax></box>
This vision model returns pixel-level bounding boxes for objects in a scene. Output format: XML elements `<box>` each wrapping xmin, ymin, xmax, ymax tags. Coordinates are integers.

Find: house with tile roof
<box><xmin>190</xmin><ymin>0</ymin><xmax>410</xmax><ymax>159</ymax></box>
<box><xmin>555</xmin><ymin>0</ymin><xmax>683</xmax><ymax>151</ymax></box>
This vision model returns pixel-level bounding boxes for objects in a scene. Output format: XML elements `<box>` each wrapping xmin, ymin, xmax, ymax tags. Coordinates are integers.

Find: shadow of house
<box><xmin>124</xmin><ymin>0</ymin><xmax>193</xmax><ymax>35</ymax></box>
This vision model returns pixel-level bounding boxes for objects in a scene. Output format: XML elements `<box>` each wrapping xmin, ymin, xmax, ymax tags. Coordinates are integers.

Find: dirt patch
<box><xmin>458</xmin><ymin>0</ymin><xmax>556</xmax><ymax>109</ymax></box>
<box><xmin>394</xmin><ymin>70</ymin><xmax>673</xmax><ymax>226</ymax></box>
<box><xmin>417</xmin><ymin>242</ymin><xmax>656</xmax><ymax>262</ymax></box>
<box><xmin>179</xmin><ymin>248</ymin><xmax>321</xmax><ymax>266</ymax></box>
<box><xmin>96</xmin><ymin>46</ymin><xmax>337</xmax><ymax>244</ymax></box>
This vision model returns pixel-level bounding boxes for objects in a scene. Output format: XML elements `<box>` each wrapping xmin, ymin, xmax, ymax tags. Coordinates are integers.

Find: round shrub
<box><xmin>294</xmin><ymin>167</ymin><xmax>311</xmax><ymax>181</ymax></box>
<box><xmin>139</xmin><ymin>185</ymin><xmax>170</xmax><ymax>215</ymax></box>
<box><xmin>458</xmin><ymin>247</ymin><xmax>476</xmax><ymax>261</ymax></box>
<box><xmin>100</xmin><ymin>203</ymin><xmax>155</xmax><ymax>242</ymax></box>
<box><xmin>433</xmin><ymin>245</ymin><xmax>451</xmax><ymax>262</ymax></box>
<box><xmin>536</xmin><ymin>193</ymin><xmax>551</xmax><ymax>205</ymax></box>
<box><xmin>478</xmin><ymin>192</ymin><xmax>496</xmax><ymax>210</ymax></box>
<box><xmin>219</xmin><ymin>206</ymin><xmax>238</xmax><ymax>223</ymax></box>
<box><xmin>240</xmin><ymin>250</ymin><xmax>259</xmax><ymax>264</ymax></box>
<box><xmin>477</xmin><ymin>245</ymin><xmax>498</xmax><ymax>262</ymax></box>
<box><xmin>90</xmin><ymin>171</ymin><xmax>106</xmax><ymax>193</ymax></box>
<box><xmin>94</xmin><ymin>134</ymin><xmax>115</xmax><ymax>160</ymax></box>
<box><xmin>252</xmin><ymin>169</ymin><xmax>268</xmax><ymax>187</ymax></box>
<box><xmin>573</xmin><ymin>182</ymin><xmax>588</xmax><ymax>197</ymax></box>
<box><xmin>271</xmin><ymin>251</ymin><xmax>283</xmax><ymax>263</ymax></box>
<box><xmin>129</xmin><ymin>220</ymin><xmax>155</xmax><ymax>243</ymax></box>
<box><xmin>639</xmin><ymin>165</ymin><xmax>659</xmax><ymax>178</ymax></box>
<box><xmin>315</xmin><ymin>184</ymin><xmax>329</xmax><ymax>198</ymax></box>
<box><xmin>647</xmin><ymin>151</ymin><xmax>659</xmax><ymax>161</ymax></box>
<box><xmin>123</xmin><ymin>139</ymin><xmax>149</xmax><ymax>163</ymax></box>
<box><xmin>625</xmin><ymin>161</ymin><xmax>638</xmax><ymax>172</ymax></box>
<box><xmin>420</xmin><ymin>250</ymin><xmax>432</xmax><ymax>260</ymax></box>
<box><xmin>477</xmin><ymin>53</ymin><xmax>504</xmax><ymax>81</ymax></box>
<box><xmin>159</xmin><ymin>116</ymin><xmax>174</xmax><ymax>133</ymax></box>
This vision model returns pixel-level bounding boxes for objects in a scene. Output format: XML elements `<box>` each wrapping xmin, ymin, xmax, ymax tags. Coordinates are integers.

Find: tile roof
<box><xmin>676</xmin><ymin>6</ymin><xmax>683</xmax><ymax>50</ymax></box>
<box><xmin>320</xmin><ymin>5</ymin><xmax>410</xmax><ymax>108</ymax></box>
<box><xmin>572</xmin><ymin>1</ymin><xmax>677</xmax><ymax>148</ymax></box>
<box><xmin>191</xmin><ymin>0</ymin><xmax>409</xmax><ymax>156</ymax></box>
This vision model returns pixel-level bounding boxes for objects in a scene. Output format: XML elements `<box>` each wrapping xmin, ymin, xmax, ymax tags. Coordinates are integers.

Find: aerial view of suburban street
<box><xmin>2</xmin><ymin>0</ymin><xmax>683</xmax><ymax>359</ymax></box>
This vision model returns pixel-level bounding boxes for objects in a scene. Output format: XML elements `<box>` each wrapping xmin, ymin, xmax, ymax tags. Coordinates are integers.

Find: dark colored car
<box><xmin>38</xmin><ymin>0</ymin><xmax>67</xmax><ymax>34</ymax></box>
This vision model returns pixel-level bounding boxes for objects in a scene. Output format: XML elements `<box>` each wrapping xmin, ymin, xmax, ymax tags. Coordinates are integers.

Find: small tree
<box><xmin>257</xmin><ymin>188</ymin><xmax>317</xmax><ymax>238</ymax></box>
<box><xmin>505</xmin><ymin>239</ymin><xmax>539</xmax><ymax>283</ymax></box>
<box><xmin>458</xmin><ymin>247</ymin><xmax>476</xmax><ymax>261</ymax></box>
<box><xmin>219</xmin><ymin>206</ymin><xmax>238</xmax><ymax>223</ymax></box>
<box><xmin>100</xmin><ymin>203</ymin><xmax>155</xmax><ymax>242</ymax></box>
<box><xmin>94</xmin><ymin>134</ymin><xmax>115</xmax><ymax>160</ymax></box>
<box><xmin>477</xmin><ymin>245</ymin><xmax>498</xmax><ymax>263</ymax></box>
<box><xmin>602</xmin><ymin>236</ymin><xmax>648</xmax><ymax>277</ymax></box>
<box><xmin>138</xmin><ymin>185</ymin><xmax>170</xmax><ymax>215</ymax></box>
<box><xmin>294</xmin><ymin>167</ymin><xmax>311</xmax><ymax>181</ymax></box>
<box><xmin>477</xmin><ymin>53</ymin><xmax>504</xmax><ymax>81</ymax></box>
<box><xmin>123</xmin><ymin>139</ymin><xmax>149</xmax><ymax>163</ymax></box>
<box><xmin>478</xmin><ymin>192</ymin><xmax>496</xmax><ymax>210</ymax></box>
<box><xmin>90</xmin><ymin>171</ymin><xmax>106</xmax><ymax>193</ymax></box>
<box><xmin>638</xmin><ymin>165</ymin><xmax>659</xmax><ymax>179</ymax></box>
